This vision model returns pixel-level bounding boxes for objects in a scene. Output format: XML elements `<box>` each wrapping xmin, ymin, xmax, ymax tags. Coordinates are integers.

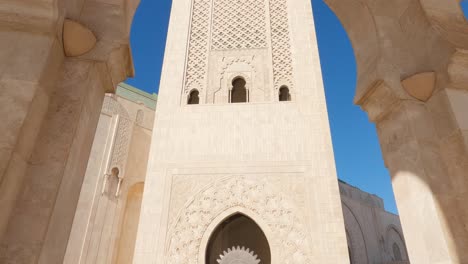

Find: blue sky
<box><xmin>126</xmin><ymin>0</ymin><xmax>468</xmax><ymax>214</ymax></box>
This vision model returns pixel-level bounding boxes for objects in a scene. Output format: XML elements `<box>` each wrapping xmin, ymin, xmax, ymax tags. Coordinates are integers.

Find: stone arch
<box><xmin>230</xmin><ymin>76</ymin><xmax>249</xmax><ymax>103</ymax></box>
<box><xmin>420</xmin><ymin>0</ymin><xmax>468</xmax><ymax>48</ymax></box>
<box><xmin>321</xmin><ymin>0</ymin><xmax>381</xmax><ymax>98</ymax></box>
<box><xmin>341</xmin><ymin>202</ymin><xmax>368</xmax><ymax>264</ymax></box>
<box><xmin>188</xmin><ymin>89</ymin><xmax>201</xmax><ymax>104</ymax></box>
<box><xmin>385</xmin><ymin>225</ymin><xmax>408</xmax><ymax>261</ymax></box>
<box><xmin>165</xmin><ymin>177</ymin><xmax>312</xmax><ymax>264</ymax></box>
<box><xmin>278</xmin><ymin>85</ymin><xmax>291</xmax><ymax>101</ymax></box>
<box><xmin>202</xmin><ymin>208</ymin><xmax>272</xmax><ymax>264</ymax></box>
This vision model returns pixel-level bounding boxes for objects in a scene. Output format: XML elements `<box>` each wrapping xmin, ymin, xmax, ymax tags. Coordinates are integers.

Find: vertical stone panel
<box><xmin>0</xmin><ymin>59</ymin><xmax>105</xmax><ymax>264</ymax></box>
<box><xmin>116</xmin><ymin>183</ymin><xmax>144</xmax><ymax>264</ymax></box>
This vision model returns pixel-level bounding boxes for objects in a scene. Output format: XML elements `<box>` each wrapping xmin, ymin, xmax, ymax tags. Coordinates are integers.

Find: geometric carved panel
<box><xmin>184</xmin><ymin>0</ymin><xmax>212</xmax><ymax>93</ymax></box>
<box><xmin>211</xmin><ymin>0</ymin><xmax>267</xmax><ymax>50</ymax></box>
<box><xmin>184</xmin><ymin>0</ymin><xmax>294</xmax><ymax>100</ymax></box>
<box><xmin>269</xmin><ymin>0</ymin><xmax>294</xmax><ymax>90</ymax></box>
<box><xmin>166</xmin><ymin>177</ymin><xmax>311</xmax><ymax>263</ymax></box>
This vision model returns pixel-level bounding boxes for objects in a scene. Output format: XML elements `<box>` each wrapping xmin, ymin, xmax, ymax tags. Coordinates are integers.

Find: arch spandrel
<box><xmin>165</xmin><ymin>177</ymin><xmax>312</xmax><ymax>264</ymax></box>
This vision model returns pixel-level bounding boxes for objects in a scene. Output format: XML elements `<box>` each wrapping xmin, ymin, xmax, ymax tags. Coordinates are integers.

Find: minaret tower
<box><xmin>134</xmin><ymin>0</ymin><xmax>349</xmax><ymax>262</ymax></box>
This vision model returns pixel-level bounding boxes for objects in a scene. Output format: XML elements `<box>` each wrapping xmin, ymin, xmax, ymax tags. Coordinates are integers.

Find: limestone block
<box><xmin>420</xmin><ymin>0</ymin><xmax>468</xmax><ymax>48</ymax></box>
<box><xmin>357</xmin><ymin>80</ymin><xmax>400</xmax><ymax>122</ymax></box>
<box><xmin>63</xmin><ymin>19</ymin><xmax>97</xmax><ymax>57</ymax></box>
<box><xmin>445</xmin><ymin>88</ymin><xmax>468</xmax><ymax>130</ymax></box>
<box><xmin>448</xmin><ymin>51</ymin><xmax>468</xmax><ymax>89</ymax></box>
<box><xmin>0</xmin><ymin>0</ymin><xmax>59</xmax><ymax>34</ymax></box>
<box><xmin>426</xmin><ymin>90</ymin><xmax>459</xmax><ymax>140</ymax></box>
<box><xmin>401</xmin><ymin>72</ymin><xmax>436</xmax><ymax>102</ymax></box>
<box><xmin>0</xmin><ymin>80</ymin><xmax>37</xmax><ymax>158</ymax></box>
<box><xmin>1</xmin><ymin>32</ymin><xmax>55</xmax><ymax>82</ymax></box>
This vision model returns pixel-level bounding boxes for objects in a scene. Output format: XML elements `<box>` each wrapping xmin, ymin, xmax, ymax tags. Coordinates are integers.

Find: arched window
<box><xmin>188</xmin><ymin>89</ymin><xmax>200</xmax><ymax>104</ymax></box>
<box><xmin>393</xmin><ymin>243</ymin><xmax>402</xmax><ymax>261</ymax></box>
<box><xmin>136</xmin><ymin>109</ymin><xmax>144</xmax><ymax>125</ymax></box>
<box><xmin>231</xmin><ymin>77</ymin><xmax>248</xmax><ymax>103</ymax></box>
<box><xmin>206</xmin><ymin>213</ymin><xmax>270</xmax><ymax>264</ymax></box>
<box><xmin>279</xmin><ymin>86</ymin><xmax>291</xmax><ymax>101</ymax></box>
<box><xmin>111</xmin><ymin>167</ymin><xmax>120</xmax><ymax>178</ymax></box>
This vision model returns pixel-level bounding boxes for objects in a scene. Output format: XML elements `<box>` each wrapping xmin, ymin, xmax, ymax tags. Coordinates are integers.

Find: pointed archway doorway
<box><xmin>205</xmin><ymin>213</ymin><xmax>271</xmax><ymax>264</ymax></box>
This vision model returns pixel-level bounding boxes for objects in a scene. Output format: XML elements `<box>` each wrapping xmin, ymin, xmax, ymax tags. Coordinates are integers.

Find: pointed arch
<box><xmin>341</xmin><ymin>201</ymin><xmax>369</xmax><ymax>264</ymax></box>
<box><xmin>205</xmin><ymin>212</ymin><xmax>271</xmax><ymax>264</ymax></box>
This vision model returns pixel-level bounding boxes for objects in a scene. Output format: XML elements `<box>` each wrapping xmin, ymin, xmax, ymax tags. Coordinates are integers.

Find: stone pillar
<box><xmin>0</xmin><ymin>18</ymin><xmax>64</xmax><ymax>241</ymax></box>
<box><xmin>0</xmin><ymin>5</ymin><xmax>134</xmax><ymax>263</ymax></box>
<box><xmin>0</xmin><ymin>58</ymin><xmax>105</xmax><ymax>263</ymax></box>
<box><xmin>359</xmin><ymin>80</ymin><xmax>468</xmax><ymax>263</ymax></box>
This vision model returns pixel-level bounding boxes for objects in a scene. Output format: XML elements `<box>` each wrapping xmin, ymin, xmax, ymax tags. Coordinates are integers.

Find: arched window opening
<box><xmin>136</xmin><ymin>109</ymin><xmax>144</xmax><ymax>125</ymax></box>
<box><xmin>111</xmin><ymin>167</ymin><xmax>120</xmax><ymax>178</ymax></box>
<box><xmin>393</xmin><ymin>243</ymin><xmax>402</xmax><ymax>261</ymax></box>
<box><xmin>206</xmin><ymin>213</ymin><xmax>270</xmax><ymax>264</ymax></box>
<box><xmin>188</xmin><ymin>89</ymin><xmax>200</xmax><ymax>105</ymax></box>
<box><xmin>230</xmin><ymin>77</ymin><xmax>248</xmax><ymax>103</ymax></box>
<box><xmin>279</xmin><ymin>86</ymin><xmax>291</xmax><ymax>101</ymax></box>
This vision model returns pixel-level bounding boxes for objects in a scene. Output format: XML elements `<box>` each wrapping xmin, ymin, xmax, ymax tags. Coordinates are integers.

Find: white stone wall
<box><xmin>339</xmin><ymin>181</ymin><xmax>409</xmax><ymax>264</ymax></box>
<box><xmin>64</xmin><ymin>94</ymin><xmax>154</xmax><ymax>264</ymax></box>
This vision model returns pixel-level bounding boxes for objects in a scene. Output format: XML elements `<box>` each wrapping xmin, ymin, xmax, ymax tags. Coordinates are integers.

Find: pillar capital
<box><xmin>356</xmin><ymin>80</ymin><xmax>401</xmax><ymax>123</ymax></box>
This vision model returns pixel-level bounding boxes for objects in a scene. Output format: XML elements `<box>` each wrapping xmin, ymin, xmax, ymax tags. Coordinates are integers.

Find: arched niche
<box><xmin>342</xmin><ymin>202</ymin><xmax>368</xmax><ymax>264</ymax></box>
<box><xmin>188</xmin><ymin>89</ymin><xmax>200</xmax><ymax>104</ymax></box>
<box><xmin>205</xmin><ymin>213</ymin><xmax>271</xmax><ymax>264</ymax></box>
<box><xmin>385</xmin><ymin>225</ymin><xmax>408</xmax><ymax>261</ymax></box>
<box><xmin>230</xmin><ymin>77</ymin><xmax>249</xmax><ymax>103</ymax></box>
<box><xmin>279</xmin><ymin>86</ymin><xmax>291</xmax><ymax>101</ymax></box>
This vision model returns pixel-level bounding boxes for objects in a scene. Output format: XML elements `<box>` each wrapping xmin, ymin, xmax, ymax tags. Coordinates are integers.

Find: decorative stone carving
<box><xmin>108</xmin><ymin>116</ymin><xmax>132</xmax><ymax>179</ymax></box>
<box><xmin>401</xmin><ymin>72</ymin><xmax>436</xmax><ymax>102</ymax></box>
<box><xmin>212</xmin><ymin>56</ymin><xmax>256</xmax><ymax>103</ymax></box>
<box><xmin>217</xmin><ymin>246</ymin><xmax>261</xmax><ymax>264</ymax></box>
<box><xmin>269</xmin><ymin>0</ymin><xmax>294</xmax><ymax>90</ymax></box>
<box><xmin>102</xmin><ymin>94</ymin><xmax>130</xmax><ymax>118</ymax></box>
<box><xmin>184</xmin><ymin>0</ymin><xmax>212</xmax><ymax>93</ymax></box>
<box><xmin>101</xmin><ymin>95</ymin><xmax>133</xmax><ymax>196</ymax></box>
<box><xmin>63</xmin><ymin>19</ymin><xmax>97</xmax><ymax>57</ymax></box>
<box><xmin>211</xmin><ymin>0</ymin><xmax>267</xmax><ymax>50</ymax></box>
<box><xmin>166</xmin><ymin>177</ymin><xmax>311</xmax><ymax>264</ymax></box>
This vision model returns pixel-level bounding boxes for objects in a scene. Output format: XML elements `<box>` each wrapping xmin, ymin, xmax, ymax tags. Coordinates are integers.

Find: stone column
<box><xmin>0</xmin><ymin>2</ymin><xmax>135</xmax><ymax>262</ymax></box>
<box><xmin>0</xmin><ymin>3</ymin><xmax>64</xmax><ymax>240</ymax></box>
<box><xmin>359</xmin><ymin>79</ymin><xmax>468</xmax><ymax>264</ymax></box>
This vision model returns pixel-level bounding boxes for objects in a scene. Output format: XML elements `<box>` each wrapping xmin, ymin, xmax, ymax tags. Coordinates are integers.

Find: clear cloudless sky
<box><xmin>125</xmin><ymin>0</ymin><xmax>468</xmax><ymax>214</ymax></box>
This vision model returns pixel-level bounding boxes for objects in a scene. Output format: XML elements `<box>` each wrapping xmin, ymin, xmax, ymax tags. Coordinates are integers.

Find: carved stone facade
<box><xmin>63</xmin><ymin>84</ymin><xmax>156</xmax><ymax>264</ymax></box>
<box><xmin>2</xmin><ymin>0</ymin><xmax>468</xmax><ymax>263</ymax></box>
<box><xmin>167</xmin><ymin>176</ymin><xmax>311</xmax><ymax>263</ymax></box>
<box><xmin>184</xmin><ymin>0</ymin><xmax>294</xmax><ymax>103</ymax></box>
<box><xmin>65</xmin><ymin>87</ymin><xmax>409</xmax><ymax>264</ymax></box>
